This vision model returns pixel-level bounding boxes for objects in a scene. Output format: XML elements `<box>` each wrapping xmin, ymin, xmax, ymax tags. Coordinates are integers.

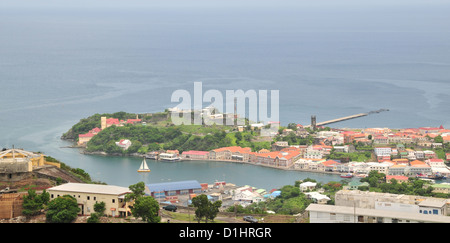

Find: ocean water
<box><xmin>1</xmin><ymin>0</ymin><xmax>450</xmax><ymax>188</ymax></box>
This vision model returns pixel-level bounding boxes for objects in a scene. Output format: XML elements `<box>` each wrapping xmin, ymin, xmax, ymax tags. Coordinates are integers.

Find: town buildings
<box><xmin>307</xmin><ymin>189</ymin><xmax>450</xmax><ymax>223</ymax></box>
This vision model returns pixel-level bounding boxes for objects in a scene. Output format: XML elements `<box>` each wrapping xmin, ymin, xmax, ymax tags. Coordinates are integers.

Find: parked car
<box><xmin>163</xmin><ymin>205</ymin><xmax>177</xmax><ymax>212</ymax></box>
<box><xmin>243</xmin><ymin>216</ymin><xmax>258</xmax><ymax>223</ymax></box>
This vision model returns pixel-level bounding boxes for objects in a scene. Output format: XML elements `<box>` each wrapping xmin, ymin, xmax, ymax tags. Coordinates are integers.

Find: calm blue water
<box><xmin>1</xmin><ymin>0</ymin><xmax>450</xmax><ymax>189</ymax></box>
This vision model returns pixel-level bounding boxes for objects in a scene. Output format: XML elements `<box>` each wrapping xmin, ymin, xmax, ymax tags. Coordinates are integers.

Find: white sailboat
<box><xmin>138</xmin><ymin>157</ymin><xmax>151</xmax><ymax>172</ymax></box>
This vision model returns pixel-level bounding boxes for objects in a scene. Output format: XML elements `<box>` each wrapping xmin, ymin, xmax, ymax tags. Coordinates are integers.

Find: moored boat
<box><xmin>340</xmin><ymin>173</ymin><xmax>353</xmax><ymax>178</ymax></box>
<box><xmin>159</xmin><ymin>153</ymin><xmax>180</xmax><ymax>161</ymax></box>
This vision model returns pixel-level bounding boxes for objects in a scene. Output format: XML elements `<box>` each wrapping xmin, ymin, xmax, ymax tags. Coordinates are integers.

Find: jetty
<box><xmin>305</xmin><ymin>109</ymin><xmax>389</xmax><ymax>128</ymax></box>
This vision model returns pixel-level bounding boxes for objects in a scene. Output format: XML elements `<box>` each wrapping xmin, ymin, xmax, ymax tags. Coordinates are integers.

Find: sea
<box><xmin>1</xmin><ymin>0</ymin><xmax>450</xmax><ymax>190</ymax></box>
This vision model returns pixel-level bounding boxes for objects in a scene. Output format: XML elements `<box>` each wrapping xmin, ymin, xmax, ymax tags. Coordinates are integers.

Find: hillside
<box><xmin>62</xmin><ymin>111</ymin><xmax>272</xmax><ymax>155</ymax></box>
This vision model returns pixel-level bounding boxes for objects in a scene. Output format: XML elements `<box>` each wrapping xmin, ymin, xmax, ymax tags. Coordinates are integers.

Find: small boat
<box><xmin>138</xmin><ymin>158</ymin><xmax>151</xmax><ymax>172</ymax></box>
<box><xmin>428</xmin><ymin>173</ymin><xmax>446</xmax><ymax>180</ymax></box>
<box><xmin>340</xmin><ymin>173</ymin><xmax>353</xmax><ymax>178</ymax></box>
<box><xmin>159</xmin><ymin>153</ymin><xmax>180</xmax><ymax>161</ymax></box>
<box><xmin>416</xmin><ymin>173</ymin><xmax>429</xmax><ymax>178</ymax></box>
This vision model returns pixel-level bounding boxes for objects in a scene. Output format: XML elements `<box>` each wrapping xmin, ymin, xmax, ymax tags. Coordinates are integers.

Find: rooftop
<box><xmin>306</xmin><ymin>204</ymin><xmax>450</xmax><ymax>223</ymax></box>
<box><xmin>47</xmin><ymin>183</ymin><xmax>131</xmax><ymax>195</ymax></box>
<box><xmin>145</xmin><ymin>180</ymin><xmax>202</xmax><ymax>194</ymax></box>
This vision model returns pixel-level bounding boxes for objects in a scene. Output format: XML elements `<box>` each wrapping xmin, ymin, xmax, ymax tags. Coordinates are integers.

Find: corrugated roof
<box><xmin>145</xmin><ymin>180</ymin><xmax>201</xmax><ymax>193</ymax></box>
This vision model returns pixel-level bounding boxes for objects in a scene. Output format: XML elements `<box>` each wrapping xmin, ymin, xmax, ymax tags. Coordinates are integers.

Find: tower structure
<box><xmin>311</xmin><ymin>115</ymin><xmax>317</xmax><ymax>131</ymax></box>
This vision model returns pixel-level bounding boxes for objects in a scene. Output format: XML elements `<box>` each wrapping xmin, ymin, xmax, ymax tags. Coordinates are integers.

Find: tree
<box><xmin>191</xmin><ymin>194</ymin><xmax>222</xmax><ymax>223</ymax></box>
<box><xmin>46</xmin><ymin>195</ymin><xmax>80</xmax><ymax>223</ymax></box>
<box><xmin>434</xmin><ymin>135</ymin><xmax>444</xmax><ymax>143</ymax></box>
<box><xmin>131</xmin><ymin>196</ymin><xmax>160</xmax><ymax>223</ymax></box>
<box><xmin>125</xmin><ymin>182</ymin><xmax>146</xmax><ymax>202</ymax></box>
<box><xmin>94</xmin><ymin>201</ymin><xmax>106</xmax><ymax>216</ymax></box>
<box><xmin>22</xmin><ymin>189</ymin><xmax>50</xmax><ymax>217</ymax></box>
<box><xmin>87</xmin><ymin>201</ymin><xmax>106</xmax><ymax>223</ymax></box>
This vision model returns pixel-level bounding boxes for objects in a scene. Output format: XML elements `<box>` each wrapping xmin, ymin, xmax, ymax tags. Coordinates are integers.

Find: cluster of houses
<box><xmin>77</xmin><ymin>116</ymin><xmax>142</xmax><ymax>146</ymax></box>
<box><xmin>175</xmin><ymin>125</ymin><xmax>450</xmax><ymax>179</ymax></box>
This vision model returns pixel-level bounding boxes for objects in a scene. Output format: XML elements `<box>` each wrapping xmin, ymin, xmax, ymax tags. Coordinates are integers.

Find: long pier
<box><xmin>304</xmin><ymin>109</ymin><xmax>388</xmax><ymax>128</ymax></box>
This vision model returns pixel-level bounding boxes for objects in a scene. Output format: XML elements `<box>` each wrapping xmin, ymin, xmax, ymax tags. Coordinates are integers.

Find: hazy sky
<box><xmin>2</xmin><ymin>0</ymin><xmax>449</xmax><ymax>10</ymax></box>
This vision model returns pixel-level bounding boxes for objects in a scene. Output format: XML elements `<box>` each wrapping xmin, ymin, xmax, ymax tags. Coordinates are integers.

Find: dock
<box><xmin>304</xmin><ymin>109</ymin><xmax>388</xmax><ymax>128</ymax></box>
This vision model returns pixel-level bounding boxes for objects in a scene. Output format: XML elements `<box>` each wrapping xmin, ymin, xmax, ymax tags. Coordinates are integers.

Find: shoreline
<box><xmin>79</xmin><ymin>148</ymin><xmax>343</xmax><ymax>176</ymax></box>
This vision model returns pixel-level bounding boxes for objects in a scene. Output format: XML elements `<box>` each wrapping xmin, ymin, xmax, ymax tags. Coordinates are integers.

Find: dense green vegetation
<box><xmin>227</xmin><ymin>178</ymin><xmax>344</xmax><ymax>216</ymax></box>
<box><xmin>63</xmin><ymin>111</ymin><xmax>271</xmax><ymax>154</ymax></box>
<box><xmin>84</xmin><ymin>123</ymin><xmax>271</xmax><ymax>154</ymax></box>
<box><xmin>62</xmin><ymin>112</ymin><xmax>139</xmax><ymax>140</ymax></box>
<box><xmin>360</xmin><ymin>171</ymin><xmax>449</xmax><ymax>198</ymax></box>
<box><xmin>45</xmin><ymin>195</ymin><xmax>80</xmax><ymax>223</ymax></box>
<box><xmin>327</xmin><ymin>150</ymin><xmax>372</xmax><ymax>162</ymax></box>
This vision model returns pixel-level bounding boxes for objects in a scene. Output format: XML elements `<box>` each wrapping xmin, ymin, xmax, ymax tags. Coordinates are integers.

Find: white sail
<box><xmin>138</xmin><ymin>158</ymin><xmax>151</xmax><ymax>172</ymax></box>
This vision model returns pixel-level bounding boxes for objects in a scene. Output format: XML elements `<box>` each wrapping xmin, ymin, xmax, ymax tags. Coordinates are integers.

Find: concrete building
<box><xmin>209</xmin><ymin>146</ymin><xmax>252</xmax><ymax>162</ymax></box>
<box><xmin>47</xmin><ymin>183</ymin><xmax>132</xmax><ymax>217</ymax></box>
<box><xmin>181</xmin><ymin>151</ymin><xmax>209</xmax><ymax>160</ymax></box>
<box><xmin>307</xmin><ymin>204</ymin><xmax>450</xmax><ymax>223</ymax></box>
<box><xmin>0</xmin><ymin>148</ymin><xmax>60</xmax><ymax>182</ymax></box>
<box><xmin>335</xmin><ymin>190</ymin><xmax>450</xmax><ymax>216</ymax></box>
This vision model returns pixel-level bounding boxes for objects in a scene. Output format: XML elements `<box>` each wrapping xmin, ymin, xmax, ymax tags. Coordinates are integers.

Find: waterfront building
<box><xmin>409</xmin><ymin>160</ymin><xmax>431</xmax><ymax>175</ymax></box>
<box><xmin>208</xmin><ymin>146</ymin><xmax>251</xmax><ymax>162</ymax></box>
<box><xmin>366</xmin><ymin>162</ymin><xmax>391</xmax><ymax>175</ymax></box>
<box><xmin>145</xmin><ymin>180</ymin><xmax>202</xmax><ymax>199</ymax></box>
<box><xmin>181</xmin><ymin>150</ymin><xmax>209</xmax><ymax>160</ymax></box>
<box><xmin>318</xmin><ymin>160</ymin><xmax>340</xmax><ymax>172</ymax></box>
<box><xmin>47</xmin><ymin>183</ymin><xmax>132</xmax><ymax>217</ymax></box>
<box><xmin>388</xmin><ymin>164</ymin><xmax>407</xmax><ymax>176</ymax></box>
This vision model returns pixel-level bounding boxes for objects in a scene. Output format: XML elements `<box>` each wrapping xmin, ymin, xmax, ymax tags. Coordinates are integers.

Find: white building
<box><xmin>307</xmin><ymin>204</ymin><xmax>450</xmax><ymax>223</ymax></box>
<box><xmin>374</xmin><ymin>147</ymin><xmax>392</xmax><ymax>156</ymax></box>
<box><xmin>299</xmin><ymin>181</ymin><xmax>317</xmax><ymax>192</ymax></box>
<box><xmin>115</xmin><ymin>139</ymin><xmax>132</xmax><ymax>150</ymax></box>
<box><xmin>305</xmin><ymin>192</ymin><xmax>330</xmax><ymax>204</ymax></box>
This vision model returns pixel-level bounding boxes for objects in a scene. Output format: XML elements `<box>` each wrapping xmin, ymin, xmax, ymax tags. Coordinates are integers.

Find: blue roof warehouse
<box><xmin>145</xmin><ymin>180</ymin><xmax>203</xmax><ymax>198</ymax></box>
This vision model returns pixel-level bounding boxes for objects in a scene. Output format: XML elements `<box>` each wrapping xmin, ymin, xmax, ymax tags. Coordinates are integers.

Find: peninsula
<box><xmin>62</xmin><ymin>110</ymin><xmax>450</xmax><ymax>179</ymax></box>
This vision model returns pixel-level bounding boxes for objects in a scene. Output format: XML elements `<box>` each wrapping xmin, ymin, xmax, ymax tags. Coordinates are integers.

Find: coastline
<box><xmin>80</xmin><ymin>148</ymin><xmax>342</xmax><ymax>176</ymax></box>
